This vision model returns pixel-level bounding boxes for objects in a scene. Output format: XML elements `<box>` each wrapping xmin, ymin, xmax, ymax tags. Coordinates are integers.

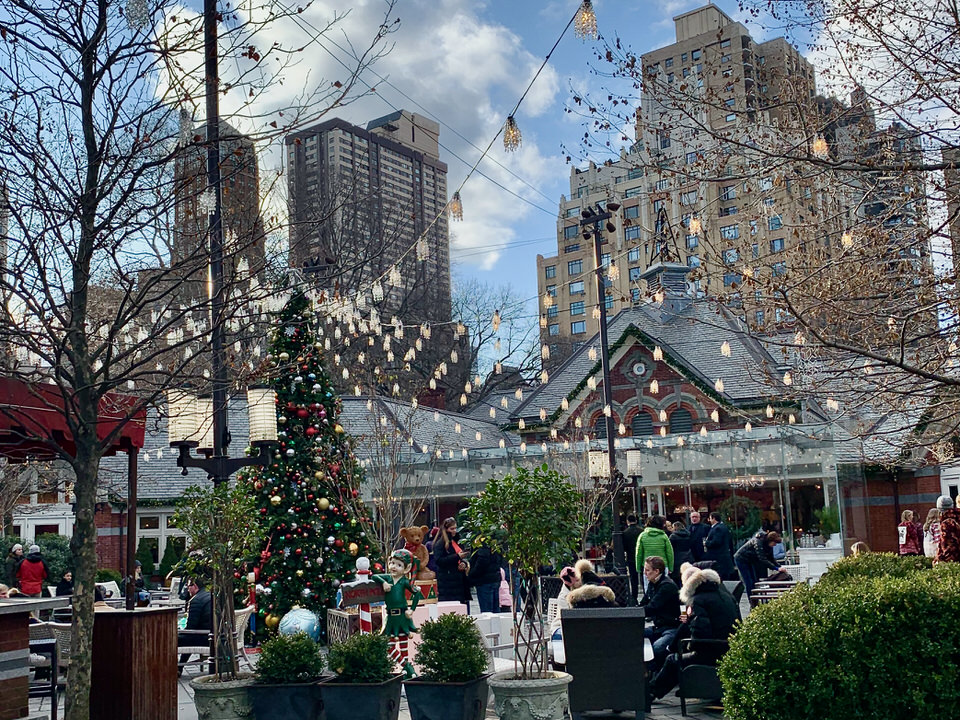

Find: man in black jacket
<box><xmin>687</xmin><ymin>511</ymin><xmax>707</xmax><ymax>562</ymax></box>
<box><xmin>622</xmin><ymin>514</ymin><xmax>642</xmax><ymax>604</ymax></box>
<box><xmin>734</xmin><ymin>530</ymin><xmax>782</xmax><ymax>601</ymax></box>
<box><xmin>703</xmin><ymin>512</ymin><xmax>736</xmax><ymax>580</ymax></box>
<box><xmin>639</xmin><ymin>556</ymin><xmax>681</xmax><ymax>668</ymax></box>
<box><xmin>178</xmin><ymin>578</ymin><xmax>213</xmax><ymax>673</ymax></box>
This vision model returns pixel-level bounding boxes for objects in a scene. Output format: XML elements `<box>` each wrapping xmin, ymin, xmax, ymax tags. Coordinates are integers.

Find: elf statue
<box><xmin>374</xmin><ymin>549</ymin><xmax>422</xmax><ymax>678</ymax></box>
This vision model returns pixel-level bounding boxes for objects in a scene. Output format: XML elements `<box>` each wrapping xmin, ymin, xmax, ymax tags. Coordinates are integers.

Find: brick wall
<box><xmin>95</xmin><ymin>503</ymin><xmax>126</xmax><ymax>573</ymax></box>
<box><xmin>0</xmin><ymin>614</ymin><xmax>30</xmax><ymax>720</ymax></box>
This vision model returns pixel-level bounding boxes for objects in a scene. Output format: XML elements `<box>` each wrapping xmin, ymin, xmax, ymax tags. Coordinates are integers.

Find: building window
<box><xmin>691</xmin><ymin>49</ymin><xmax>701</xmax><ymax>60</ymax></box>
<box><xmin>720</xmin><ymin>224</ymin><xmax>740</xmax><ymax>240</ymax></box>
<box><xmin>653</xmin><ymin>199</ymin><xmax>665</xmax><ymax>213</ymax></box>
<box><xmin>659</xmin><ymin>133</ymin><xmax>671</xmax><ymax>149</ymax></box>
<box><xmin>670</xmin><ymin>408</ymin><xmax>694</xmax><ymax>434</ymax></box>
<box><xmin>628</xmin><ymin>167</ymin><xmax>644</xmax><ymax>180</ymax></box>
<box><xmin>577</xmin><ymin>186</ymin><xmax>588</xmax><ymax>198</ymax></box>
<box><xmin>631</xmin><ymin>411</ymin><xmax>654</xmax><ymax>436</ymax></box>
<box><xmin>564</xmin><ymin>225</ymin><xmax>580</xmax><ymax>239</ymax></box>
<box><xmin>655</xmin><ymin>178</ymin><xmax>670</xmax><ymax>191</ymax></box>
<box><xmin>768</xmin><ymin>215</ymin><xmax>783</xmax><ymax>231</ymax></box>
<box><xmin>665</xmin><ymin>57</ymin><xmax>674</xmax><ymax>68</ymax></box>
<box><xmin>754</xmin><ymin>310</ymin><xmax>764</xmax><ymax>326</ymax></box>
<box><xmin>688</xmin><ymin>254</ymin><xmax>701</xmax><ymax>268</ymax></box>
<box><xmin>625</xmin><ymin>226</ymin><xmax>642</xmax><ymax>241</ymax></box>
<box><xmin>752</xmin><ymin>243</ymin><xmax>759</xmax><ymax>258</ymax></box>
<box><xmin>548</xmin><ymin>323</ymin><xmax>560</xmax><ymax>336</ymax></box>
<box><xmin>723</xmin><ymin>248</ymin><xmax>740</xmax><ymax>264</ymax></box>
<box><xmin>546</xmin><ymin>284</ymin><xmax>556</xmax><ymax>297</ymax></box>
<box><xmin>601</xmin><ymin>253</ymin><xmax>611</xmax><ymax>267</ymax></box>
<box><xmin>570</xmin><ymin>301</ymin><xmax>585</xmax><ymax>316</ymax></box>
<box><xmin>681</xmin><ymin>52</ymin><xmax>688</xmax><ymax>62</ymax></box>
<box><xmin>568</xmin><ymin>259</ymin><xmax>583</xmax><ymax>275</ymax></box>
<box><xmin>564</xmin><ymin>243</ymin><xmax>581</xmax><ymax>253</ymax></box>
<box><xmin>724</xmin><ymin>272</ymin><xmax>742</xmax><ymax>287</ymax></box>
<box><xmin>721</xmin><ymin>54</ymin><xmax>731</xmax><ymax>63</ymax></box>
<box><xmin>570</xmin><ymin>280</ymin><xmax>585</xmax><ymax>295</ymax></box>
<box><xmin>683</xmin><ymin>67</ymin><xmax>690</xmax><ymax>78</ymax></box>
<box><xmin>772</xmin><ymin>261</ymin><xmax>787</xmax><ymax>276</ymax></box>
<box><xmin>666</xmin><ymin>72</ymin><xmax>674</xmax><ymax>83</ymax></box>
<box><xmin>680</xmin><ymin>190</ymin><xmax>698</xmax><ymax>205</ymax></box>
<box><xmin>750</xmin><ymin>219</ymin><xmax>758</xmax><ymax>235</ymax></box>
<box><xmin>686</xmin><ymin>151</ymin><xmax>699</xmax><ymax>165</ymax></box>
<box><xmin>770</xmin><ymin>237</ymin><xmax>784</xmax><ymax>253</ymax></box>
<box><xmin>759</xmin><ymin>176</ymin><xmax>773</xmax><ymax>191</ymax></box>
<box><xmin>625</xmin><ymin>205</ymin><xmax>640</xmax><ymax>219</ymax></box>
<box><xmin>719</xmin><ymin>206</ymin><xmax>737</xmax><ymax>216</ymax></box>
<box><xmin>625</xmin><ymin>186</ymin><xmax>642</xmax><ymax>198</ymax></box>
<box><xmin>547</xmin><ymin>306</ymin><xmax>558</xmax><ymax>318</ymax></box>
<box><xmin>605</xmin><ymin>294</ymin><xmax>614</xmax><ymax>310</ymax></box>
<box><xmin>565</xmin><ymin>206</ymin><xmax>580</xmax><ymax>217</ymax></box>
<box><xmin>571</xmin><ymin>321</ymin><xmax>587</xmax><ymax>335</ymax></box>
<box><xmin>628</xmin><ymin>247</ymin><xmax>641</xmax><ymax>262</ymax></box>
<box><xmin>724</xmin><ymin>98</ymin><xmax>736</xmax><ymax>108</ymax></box>
<box><xmin>720</xmin><ymin>38</ymin><xmax>731</xmax><ymax>48</ymax></box>
<box><xmin>725</xmin><ymin>113</ymin><xmax>736</xmax><ymax>122</ymax></box>
<box><xmin>545</xmin><ymin>265</ymin><xmax>556</xmax><ymax>279</ymax></box>
<box><xmin>686</xmin><ymin>234</ymin><xmax>699</xmax><ymax>249</ymax></box>
<box><xmin>629</xmin><ymin>266</ymin><xmax>643</xmax><ymax>281</ymax></box>
<box><xmin>720</xmin><ymin>186</ymin><xmax>737</xmax><ymax>202</ymax></box>
<box><xmin>631</xmin><ymin>287</ymin><xmax>641</xmax><ymax>301</ymax></box>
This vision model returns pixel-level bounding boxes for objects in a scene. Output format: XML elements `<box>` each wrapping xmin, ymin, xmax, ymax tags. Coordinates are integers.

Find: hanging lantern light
<box><xmin>783</xmin><ymin>371</ymin><xmax>793</xmax><ymax>385</ymax></box>
<box><xmin>841</xmin><ymin>230</ymin><xmax>853</xmax><ymax>248</ymax></box>
<box><xmin>689</xmin><ymin>217</ymin><xmax>702</xmax><ymax>235</ymax></box>
<box><xmin>588</xmin><ymin>346</ymin><xmax>598</xmax><ymax>361</ymax></box>
<box><xmin>460</xmin><ymin>394</ymin><xmax>468</xmax><ymax>406</ymax></box>
<box><xmin>492</xmin><ymin>310</ymin><xmax>502</xmax><ymax>332</ymax></box>
<box><xmin>490</xmin><ymin>407</ymin><xmax>496</xmax><ymax>419</ymax></box>
<box><xmin>650</xmin><ymin>379</ymin><xmax>659</xmax><ymax>394</ymax></box>
<box><xmin>372</xmin><ymin>280</ymin><xmax>384</xmax><ymax>302</ymax></box>
<box><xmin>603</xmin><ymin>405</ymin><xmax>612</xmax><ymax>417</ymax></box>
<box><xmin>574</xmin><ymin>0</ymin><xmax>598</xmax><ymax>40</ymax></box>
<box><xmin>811</xmin><ymin>136</ymin><xmax>829</xmax><ymax>158</ymax></box>
<box><xmin>501</xmin><ymin>397</ymin><xmax>509</xmax><ymax>409</ymax></box>
<box><xmin>540</xmin><ymin>315</ymin><xmax>548</xmax><ymax>328</ymax></box>
<box><xmin>541</xmin><ymin>344</ymin><xmax>550</xmax><ymax>360</ymax></box>
<box><xmin>714</xmin><ymin>378</ymin><xmax>725</xmax><ymax>392</ymax></box>
<box><xmin>745</xmin><ymin>421</ymin><xmax>753</xmax><ymax>432</ymax></box>
<box><xmin>543</xmin><ymin>293</ymin><xmax>554</xmax><ymax>309</ymax></box>
<box><xmin>587</xmin><ymin>377</ymin><xmax>597</xmax><ymax>390</ymax></box>
<box><xmin>653</xmin><ymin>346</ymin><xmax>664</xmax><ymax>361</ymax></box>
<box><xmin>700</xmin><ymin>426</ymin><xmax>708</xmax><ymax>437</ymax></box>
<box><xmin>561</xmin><ymin>398</ymin><xmax>569</xmax><ymax>411</ymax></box>
<box><xmin>540</xmin><ymin>408</ymin><xmax>548</xmax><ymax>421</ymax></box>
<box><xmin>720</xmin><ymin>340</ymin><xmax>731</xmax><ymax>357</ymax></box>
<box><xmin>659</xmin><ymin>409</ymin><xmax>667</xmax><ymax>422</ymax></box>
<box><xmin>448</xmin><ymin>191</ymin><xmax>464</xmax><ymax>221</ymax></box>
<box><xmin>519</xmin><ymin>419</ymin><xmax>526</xmax><ymax>430</ymax></box>
<box><xmin>619</xmin><ymin>422</ymin><xmax>627</xmax><ymax>436</ymax></box>
<box><xmin>766</xmin><ymin>404</ymin><xmax>775</xmax><ymax>418</ymax></box>
<box><xmin>503</xmin><ymin>115</ymin><xmax>522</xmax><ymax>152</ymax></box>
<box><xmin>515</xmin><ymin>388</ymin><xmax>524</xmax><ymax>400</ymax></box>
<box><xmin>711</xmin><ymin>409</ymin><xmax>720</xmax><ymax>423</ymax></box>
<box><xmin>389</xmin><ymin>265</ymin><xmax>402</xmax><ymax>286</ymax></box>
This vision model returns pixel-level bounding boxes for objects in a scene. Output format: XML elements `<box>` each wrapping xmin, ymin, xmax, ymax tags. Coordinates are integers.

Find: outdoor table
<box><xmin>0</xmin><ymin>596</ymin><xmax>71</xmax><ymax>720</ymax></box>
<box><xmin>28</xmin><ymin>637</ymin><xmax>59</xmax><ymax>720</ymax></box>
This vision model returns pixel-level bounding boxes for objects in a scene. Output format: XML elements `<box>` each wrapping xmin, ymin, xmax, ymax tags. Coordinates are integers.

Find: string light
<box><xmin>653</xmin><ymin>346</ymin><xmax>663</xmax><ymax>361</ymax></box>
<box><xmin>766</xmin><ymin>405</ymin><xmax>775</xmax><ymax>418</ymax></box>
<box><xmin>841</xmin><ymin>231</ymin><xmax>853</xmax><ymax>248</ymax></box>
<box><xmin>720</xmin><ymin>341</ymin><xmax>731</xmax><ymax>357</ymax></box>
<box><xmin>574</xmin><ymin>0</ymin><xmax>598</xmax><ymax>40</ymax></box>
<box><xmin>650</xmin><ymin>379</ymin><xmax>659</xmax><ymax>394</ymax></box>
<box><xmin>715</xmin><ymin>378</ymin><xmax>725</xmax><ymax>392</ymax></box>
<box><xmin>812</xmin><ymin>136</ymin><xmax>828</xmax><ymax>158</ymax></box>
<box><xmin>711</xmin><ymin>409</ymin><xmax>720</xmax><ymax>423</ymax></box>
<box><xmin>448</xmin><ymin>191</ymin><xmax>464</xmax><ymax>221</ymax></box>
<box><xmin>745</xmin><ymin>421</ymin><xmax>752</xmax><ymax>432</ymax></box>
<box><xmin>519</xmin><ymin>419</ymin><xmax>526</xmax><ymax>430</ymax></box>
<box><xmin>700</xmin><ymin>426</ymin><xmax>708</xmax><ymax>437</ymax></box>
<box><xmin>561</xmin><ymin>398</ymin><xmax>569</xmax><ymax>411</ymax></box>
<box><xmin>689</xmin><ymin>217</ymin><xmax>702</xmax><ymax>235</ymax></box>
<box><xmin>588</xmin><ymin>347</ymin><xmax>598</xmax><ymax>361</ymax></box>
<box><xmin>783</xmin><ymin>371</ymin><xmax>793</xmax><ymax>385</ymax></box>
<box><xmin>503</xmin><ymin>116</ymin><xmax>522</xmax><ymax>152</ymax></box>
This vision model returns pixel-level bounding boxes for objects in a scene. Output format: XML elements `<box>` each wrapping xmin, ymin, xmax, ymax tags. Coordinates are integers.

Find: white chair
<box><xmin>234</xmin><ymin>605</ymin><xmax>256</xmax><ymax>672</ymax></box>
<box><xmin>47</xmin><ymin>586</ymin><xmax>59</xmax><ymax>598</ymax></box>
<box><xmin>545</xmin><ymin>598</ymin><xmax>559</xmax><ymax>628</ymax></box>
<box><xmin>97</xmin><ymin>581</ymin><xmax>121</xmax><ymax>599</ymax></box>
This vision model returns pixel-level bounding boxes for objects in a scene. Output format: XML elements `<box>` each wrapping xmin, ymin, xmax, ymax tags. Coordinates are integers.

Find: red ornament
<box><xmin>298</xmin><ymin>408</ymin><xmax>309</xmax><ymax>419</ymax></box>
<box><xmin>334</xmin><ymin>539</ymin><xmax>344</xmax><ymax>548</ymax></box>
<box><xmin>306</xmin><ymin>427</ymin><xmax>317</xmax><ymax>436</ymax></box>
<box><xmin>286</xmin><ymin>401</ymin><xmax>297</xmax><ymax>411</ymax></box>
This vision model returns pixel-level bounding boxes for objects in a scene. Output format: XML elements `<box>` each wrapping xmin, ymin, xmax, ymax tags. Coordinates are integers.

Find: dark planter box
<box><xmin>319</xmin><ymin>674</ymin><xmax>402</xmax><ymax>720</ymax></box>
<box><xmin>404</xmin><ymin>675</ymin><xmax>490</xmax><ymax>720</ymax></box>
<box><xmin>248</xmin><ymin>682</ymin><xmax>323</xmax><ymax>720</ymax></box>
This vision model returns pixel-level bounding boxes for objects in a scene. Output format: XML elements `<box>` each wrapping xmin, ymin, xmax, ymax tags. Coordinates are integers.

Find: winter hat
<box><xmin>559</xmin><ymin>566</ymin><xmax>578</xmax><ymax>588</ymax></box>
<box><xmin>11</xmin><ymin>543</ymin><xmax>22</xmax><ymax>553</ymax></box>
<box><xmin>28</xmin><ymin>545</ymin><xmax>39</xmax><ymax>554</ymax></box>
<box><xmin>937</xmin><ymin>495</ymin><xmax>955</xmax><ymax>511</ymax></box>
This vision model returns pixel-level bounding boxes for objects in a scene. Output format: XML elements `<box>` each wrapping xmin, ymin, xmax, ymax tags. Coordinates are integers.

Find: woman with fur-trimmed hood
<box><xmin>566</xmin><ymin>559</ymin><xmax>618</xmax><ymax>608</ymax></box>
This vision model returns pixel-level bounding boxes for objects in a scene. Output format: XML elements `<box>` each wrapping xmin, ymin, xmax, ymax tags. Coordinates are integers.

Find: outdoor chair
<box><xmin>47</xmin><ymin>585</ymin><xmax>59</xmax><ymax>598</ymax></box>
<box><xmin>97</xmin><ymin>580</ymin><xmax>121</xmax><ymax>599</ymax></box>
<box><xmin>48</xmin><ymin>622</ymin><xmax>72</xmax><ymax>672</ymax></box>
<box><xmin>561</xmin><ymin>606</ymin><xmax>647</xmax><ymax>720</ymax></box>
<box><xmin>234</xmin><ymin>604</ymin><xmax>256</xmax><ymax>672</ymax></box>
<box><xmin>751</xmin><ymin>579</ymin><xmax>798</xmax><ymax>604</ymax></box>
<box><xmin>545</xmin><ymin>598</ymin><xmax>559</xmax><ymax>628</ymax></box>
<box><xmin>722</xmin><ymin>580</ymin><xmax>745</xmax><ymax>605</ymax></box>
<box><xmin>677</xmin><ymin>637</ymin><xmax>729</xmax><ymax>717</ymax></box>
<box><xmin>29</xmin><ymin>622</ymin><xmax>54</xmax><ymax>669</ymax></box>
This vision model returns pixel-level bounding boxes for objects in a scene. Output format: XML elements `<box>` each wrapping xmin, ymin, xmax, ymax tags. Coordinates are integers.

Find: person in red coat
<box><xmin>16</xmin><ymin>544</ymin><xmax>50</xmax><ymax>597</ymax></box>
<box><xmin>898</xmin><ymin>510</ymin><xmax>923</xmax><ymax>556</ymax></box>
<box><xmin>935</xmin><ymin>496</ymin><xmax>960</xmax><ymax>564</ymax></box>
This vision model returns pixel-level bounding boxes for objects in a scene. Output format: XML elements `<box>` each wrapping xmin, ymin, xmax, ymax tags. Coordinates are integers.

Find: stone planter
<box><xmin>404</xmin><ymin>674</ymin><xmax>490</xmax><ymax>720</ymax></box>
<box><xmin>319</xmin><ymin>673</ymin><xmax>402</xmax><ymax>720</ymax></box>
<box><xmin>189</xmin><ymin>673</ymin><xmax>255</xmax><ymax>720</ymax></box>
<box><xmin>487</xmin><ymin>670</ymin><xmax>572</xmax><ymax>720</ymax></box>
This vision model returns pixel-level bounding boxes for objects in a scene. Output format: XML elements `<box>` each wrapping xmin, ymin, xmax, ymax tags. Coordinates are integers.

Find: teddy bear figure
<box><xmin>399</xmin><ymin>525</ymin><xmax>436</xmax><ymax>581</ymax></box>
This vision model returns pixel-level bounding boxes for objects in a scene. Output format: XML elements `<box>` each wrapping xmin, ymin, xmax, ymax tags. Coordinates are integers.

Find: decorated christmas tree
<box><xmin>242</xmin><ymin>292</ymin><xmax>379</xmax><ymax>637</ymax></box>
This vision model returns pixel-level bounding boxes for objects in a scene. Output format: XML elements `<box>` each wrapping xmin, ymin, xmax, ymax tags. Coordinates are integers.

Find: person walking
<box><xmin>703</xmin><ymin>512</ymin><xmax>736</xmax><ymax>581</ymax></box>
<box><xmin>15</xmin><ymin>544</ymin><xmax>50</xmax><ymax>597</ymax></box>
<box><xmin>733</xmin><ymin>530</ymin><xmax>783</xmax><ymax>602</ymax></box>
<box><xmin>898</xmin><ymin>510</ymin><xmax>922</xmax><ymax>556</ymax></box>
<box><xmin>636</xmin><ymin>516</ymin><xmax>675</xmax><ymax>594</ymax></box>
<box><xmin>639</xmin><ymin>556</ymin><xmax>681</xmax><ymax>669</ymax></box>
<box><xmin>688</xmin><ymin>511</ymin><xmax>707</xmax><ymax>562</ymax></box>
<box><xmin>935</xmin><ymin>496</ymin><xmax>960</xmax><ymax>564</ymax></box>
<box><xmin>468</xmin><ymin>542</ymin><xmax>502</xmax><ymax>613</ymax></box>
<box><xmin>4</xmin><ymin>543</ymin><xmax>23</xmax><ymax>588</ymax></box>
<box><xmin>432</xmin><ymin>517</ymin><xmax>471</xmax><ymax>611</ymax></box>
<box><xmin>668</xmin><ymin>520</ymin><xmax>695</xmax><ymax>586</ymax></box>
<box><xmin>622</xmin><ymin>514</ymin><xmax>642</xmax><ymax>604</ymax></box>
<box><xmin>923</xmin><ymin>508</ymin><xmax>941</xmax><ymax>558</ymax></box>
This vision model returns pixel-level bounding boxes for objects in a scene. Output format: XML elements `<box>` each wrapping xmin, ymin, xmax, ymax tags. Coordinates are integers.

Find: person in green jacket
<box><xmin>636</xmin><ymin>516</ymin><xmax>675</xmax><ymax>584</ymax></box>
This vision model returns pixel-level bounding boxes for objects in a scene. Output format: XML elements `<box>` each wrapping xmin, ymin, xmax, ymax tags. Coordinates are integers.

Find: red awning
<box><xmin>0</xmin><ymin>376</ymin><xmax>146</xmax><ymax>461</ymax></box>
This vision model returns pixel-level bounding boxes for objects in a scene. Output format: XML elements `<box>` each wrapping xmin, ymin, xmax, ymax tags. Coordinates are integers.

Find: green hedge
<box><xmin>719</xmin><ymin>557</ymin><xmax>960</xmax><ymax>720</ymax></box>
<box><xmin>815</xmin><ymin>552</ymin><xmax>932</xmax><ymax>589</ymax></box>
<box><xmin>34</xmin><ymin>534</ymin><xmax>72</xmax><ymax>584</ymax></box>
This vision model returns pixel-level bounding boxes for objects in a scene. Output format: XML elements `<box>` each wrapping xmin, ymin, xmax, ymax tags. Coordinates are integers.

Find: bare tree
<box><xmin>0</xmin><ymin>0</ymin><xmax>395</xmax><ymax>716</ymax></box>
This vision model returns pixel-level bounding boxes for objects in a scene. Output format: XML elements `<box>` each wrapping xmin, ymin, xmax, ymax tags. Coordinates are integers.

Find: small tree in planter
<box><xmin>248</xmin><ymin>632</ymin><xmax>325</xmax><ymax>720</ymax></box>
<box><xmin>406</xmin><ymin>613</ymin><xmax>490</xmax><ymax>720</ymax></box>
<box><xmin>322</xmin><ymin>632</ymin><xmax>401</xmax><ymax>720</ymax></box>
<box><xmin>462</xmin><ymin>464</ymin><xmax>583</xmax><ymax>720</ymax></box>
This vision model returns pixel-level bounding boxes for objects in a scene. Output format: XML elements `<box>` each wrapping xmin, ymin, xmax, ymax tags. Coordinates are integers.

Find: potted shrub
<box><xmin>814</xmin><ymin>505</ymin><xmax>841</xmax><ymax>547</ymax></box>
<box><xmin>248</xmin><ymin>632</ymin><xmax>325</xmax><ymax>720</ymax></box>
<box><xmin>462</xmin><ymin>463</ymin><xmax>583</xmax><ymax>720</ymax></box>
<box><xmin>405</xmin><ymin>613</ymin><xmax>490</xmax><ymax>720</ymax></box>
<box><xmin>173</xmin><ymin>483</ymin><xmax>260</xmax><ymax>719</ymax></box>
<box><xmin>321</xmin><ymin>632</ymin><xmax>402</xmax><ymax>720</ymax></box>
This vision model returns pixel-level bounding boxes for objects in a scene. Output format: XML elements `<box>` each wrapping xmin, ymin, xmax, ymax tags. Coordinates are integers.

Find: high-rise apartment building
<box><xmin>286</xmin><ymin>110</ymin><xmax>451</xmax><ymax>323</ymax></box>
<box><xmin>173</xmin><ymin>119</ymin><xmax>266</xmax><ymax>282</ymax></box>
<box><xmin>537</xmin><ymin>4</ymin><xmax>833</xmax><ymax>365</ymax></box>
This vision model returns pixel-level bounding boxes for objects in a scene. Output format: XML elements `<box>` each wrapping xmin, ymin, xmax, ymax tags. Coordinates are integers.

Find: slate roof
<box><xmin>512</xmin><ymin>297</ymin><xmax>785</xmax><ymax>423</ymax></box>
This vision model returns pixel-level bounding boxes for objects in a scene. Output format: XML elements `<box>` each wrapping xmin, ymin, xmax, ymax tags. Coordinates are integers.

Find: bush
<box><xmin>157</xmin><ymin>541</ymin><xmax>182</xmax><ymax>581</ymax></box>
<box><xmin>34</xmin><ymin>534</ymin><xmax>72</xmax><ymax>583</ymax></box>
<box><xmin>96</xmin><ymin>568</ymin><xmax>123</xmax><ymax>585</ymax></box>
<box><xmin>816</xmin><ymin>552</ymin><xmax>932</xmax><ymax>590</ymax></box>
<box><xmin>255</xmin><ymin>632</ymin><xmax>325</xmax><ymax>684</ymax></box>
<box><xmin>327</xmin><ymin>632</ymin><xmax>394</xmax><ymax>684</ymax></box>
<box><xmin>719</xmin><ymin>559</ymin><xmax>960</xmax><ymax>720</ymax></box>
<box><xmin>135</xmin><ymin>538</ymin><xmax>155</xmax><ymax>576</ymax></box>
<box><xmin>414</xmin><ymin>613</ymin><xmax>488</xmax><ymax>682</ymax></box>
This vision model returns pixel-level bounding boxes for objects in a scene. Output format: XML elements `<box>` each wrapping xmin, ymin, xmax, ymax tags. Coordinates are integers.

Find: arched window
<box><xmin>593</xmin><ymin>417</ymin><xmax>608</xmax><ymax>438</ymax></box>
<box><xmin>631</xmin><ymin>412</ymin><xmax>654</xmax><ymax>436</ymax></box>
<box><xmin>669</xmin><ymin>407</ymin><xmax>694</xmax><ymax>434</ymax></box>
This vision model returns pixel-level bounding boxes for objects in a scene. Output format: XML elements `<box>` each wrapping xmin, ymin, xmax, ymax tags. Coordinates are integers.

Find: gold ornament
<box><xmin>334</xmin><ymin>424</ymin><xmax>344</xmax><ymax>434</ymax></box>
<box><xmin>270</xmin><ymin>495</ymin><xmax>281</xmax><ymax>506</ymax></box>
<box><xmin>264</xmin><ymin>613</ymin><xmax>280</xmax><ymax>630</ymax></box>
<box><xmin>348</xmin><ymin>542</ymin><xmax>359</xmax><ymax>556</ymax></box>
<box><xmin>314</xmin><ymin>470</ymin><xmax>325</xmax><ymax>480</ymax></box>
<box><xmin>318</xmin><ymin>497</ymin><xmax>330</xmax><ymax>510</ymax></box>
<box><xmin>296</xmin><ymin>569</ymin><xmax>304</xmax><ymax>577</ymax></box>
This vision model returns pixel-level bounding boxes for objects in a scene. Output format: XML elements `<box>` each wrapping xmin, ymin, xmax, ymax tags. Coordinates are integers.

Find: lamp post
<box><xmin>580</xmin><ymin>202</ymin><xmax>625</xmax><ymax>573</ymax></box>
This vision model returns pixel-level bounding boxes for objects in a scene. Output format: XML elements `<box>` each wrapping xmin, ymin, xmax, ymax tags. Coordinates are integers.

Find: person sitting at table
<box><xmin>0</xmin><ymin>583</ymin><xmax>10</xmax><ymax>598</ymax></box>
<box><xmin>566</xmin><ymin>559</ymin><xmax>617</xmax><ymax>608</ymax></box>
<box><xmin>55</xmin><ymin>571</ymin><xmax>74</xmax><ymax>596</ymax></box>
<box><xmin>639</xmin><ymin>556</ymin><xmax>681</xmax><ymax>670</ymax></box>
<box><xmin>93</xmin><ymin>585</ymin><xmax>110</xmax><ymax>610</ymax></box>
<box><xmin>178</xmin><ymin>578</ymin><xmax>213</xmax><ymax>675</ymax></box>
<box><xmin>648</xmin><ymin>564</ymin><xmax>740</xmax><ymax>704</ymax></box>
